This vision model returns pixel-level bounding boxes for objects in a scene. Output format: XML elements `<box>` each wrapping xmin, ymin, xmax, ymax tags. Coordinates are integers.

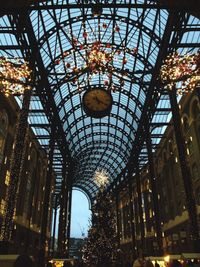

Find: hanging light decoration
<box><xmin>54</xmin><ymin>22</ymin><xmax>138</xmax><ymax>93</ymax></box>
<box><xmin>0</xmin><ymin>57</ymin><xmax>32</xmax><ymax>96</ymax></box>
<box><xmin>94</xmin><ymin>168</ymin><xmax>109</xmax><ymax>188</ymax></box>
<box><xmin>0</xmin><ymin>56</ymin><xmax>32</xmax><ymax>242</ymax></box>
<box><xmin>160</xmin><ymin>51</ymin><xmax>200</xmax><ymax>94</ymax></box>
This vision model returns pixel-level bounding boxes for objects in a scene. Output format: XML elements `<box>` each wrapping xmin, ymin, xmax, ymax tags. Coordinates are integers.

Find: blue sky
<box><xmin>70</xmin><ymin>189</ymin><xmax>91</xmax><ymax>238</ymax></box>
<box><xmin>54</xmin><ymin>189</ymin><xmax>91</xmax><ymax>238</ymax></box>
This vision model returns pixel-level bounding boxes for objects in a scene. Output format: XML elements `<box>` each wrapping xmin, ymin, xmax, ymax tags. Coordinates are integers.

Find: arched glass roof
<box><xmin>31</xmin><ymin>1</ymin><xmax>167</xmax><ymax>196</ymax></box>
<box><xmin>0</xmin><ymin>0</ymin><xmax>199</xmax><ymax>200</ymax></box>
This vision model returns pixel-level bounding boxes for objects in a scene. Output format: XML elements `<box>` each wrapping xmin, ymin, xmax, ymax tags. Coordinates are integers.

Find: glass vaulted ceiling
<box><xmin>0</xmin><ymin>0</ymin><xmax>199</xmax><ymax>200</ymax></box>
<box><xmin>30</xmin><ymin>1</ymin><xmax>167</xmax><ymax>196</ymax></box>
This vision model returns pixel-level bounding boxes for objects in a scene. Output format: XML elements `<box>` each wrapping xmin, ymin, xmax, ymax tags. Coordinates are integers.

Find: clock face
<box><xmin>82</xmin><ymin>88</ymin><xmax>113</xmax><ymax>118</ymax></box>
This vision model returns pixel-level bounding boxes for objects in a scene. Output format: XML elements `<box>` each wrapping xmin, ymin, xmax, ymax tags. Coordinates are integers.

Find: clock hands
<box><xmin>83</xmin><ymin>88</ymin><xmax>112</xmax><ymax>118</ymax></box>
<box><xmin>93</xmin><ymin>96</ymin><xmax>106</xmax><ymax>106</ymax></box>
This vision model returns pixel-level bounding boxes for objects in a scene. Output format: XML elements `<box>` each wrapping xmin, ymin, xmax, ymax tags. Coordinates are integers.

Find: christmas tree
<box><xmin>82</xmin><ymin>190</ymin><xmax>117</xmax><ymax>267</ymax></box>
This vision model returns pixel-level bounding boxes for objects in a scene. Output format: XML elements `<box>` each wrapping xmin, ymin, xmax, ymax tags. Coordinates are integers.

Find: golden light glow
<box><xmin>94</xmin><ymin>168</ymin><xmax>109</xmax><ymax>188</ymax></box>
<box><xmin>49</xmin><ymin>260</ymin><xmax>75</xmax><ymax>267</ymax></box>
<box><xmin>0</xmin><ymin>199</ymin><xmax>6</xmax><ymax>215</ymax></box>
<box><xmin>160</xmin><ymin>52</ymin><xmax>200</xmax><ymax>94</ymax></box>
<box><xmin>0</xmin><ymin>57</ymin><xmax>32</xmax><ymax>96</ymax></box>
<box><xmin>164</xmin><ymin>255</ymin><xmax>170</xmax><ymax>263</ymax></box>
<box><xmin>5</xmin><ymin>170</ymin><xmax>10</xmax><ymax>186</ymax></box>
<box><xmin>50</xmin><ymin>260</ymin><xmax>63</xmax><ymax>267</ymax></box>
<box><xmin>88</xmin><ymin>48</ymin><xmax>111</xmax><ymax>66</ymax></box>
<box><xmin>54</xmin><ymin>25</ymin><xmax>138</xmax><ymax>92</ymax></box>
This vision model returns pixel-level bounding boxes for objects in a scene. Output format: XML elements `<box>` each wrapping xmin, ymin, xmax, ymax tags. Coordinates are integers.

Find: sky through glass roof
<box><xmin>0</xmin><ymin>0</ymin><xmax>199</xmax><ymax>200</ymax></box>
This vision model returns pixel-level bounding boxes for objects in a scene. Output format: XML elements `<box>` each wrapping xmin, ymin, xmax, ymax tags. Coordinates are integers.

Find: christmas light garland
<box><xmin>0</xmin><ymin>90</ymin><xmax>31</xmax><ymax>242</ymax></box>
<box><xmin>0</xmin><ymin>57</ymin><xmax>32</xmax><ymax>96</ymax></box>
<box><xmin>54</xmin><ymin>22</ymin><xmax>138</xmax><ymax>92</ymax></box>
<box><xmin>0</xmin><ymin>57</ymin><xmax>32</xmax><ymax>241</ymax></box>
<box><xmin>160</xmin><ymin>51</ymin><xmax>200</xmax><ymax>94</ymax></box>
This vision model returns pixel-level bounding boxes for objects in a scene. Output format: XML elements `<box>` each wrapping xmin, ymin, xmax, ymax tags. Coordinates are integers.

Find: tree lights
<box><xmin>0</xmin><ymin>57</ymin><xmax>32</xmax><ymax>96</ymax></box>
<box><xmin>160</xmin><ymin>51</ymin><xmax>200</xmax><ymax>94</ymax></box>
<box><xmin>82</xmin><ymin>192</ymin><xmax>117</xmax><ymax>266</ymax></box>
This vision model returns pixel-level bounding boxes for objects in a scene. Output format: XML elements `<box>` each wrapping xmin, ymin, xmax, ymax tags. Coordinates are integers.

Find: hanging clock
<box><xmin>82</xmin><ymin>88</ymin><xmax>113</xmax><ymax>118</ymax></box>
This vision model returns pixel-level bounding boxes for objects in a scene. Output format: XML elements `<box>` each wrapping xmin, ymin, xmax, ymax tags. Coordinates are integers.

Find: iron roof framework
<box><xmin>0</xmin><ymin>1</ymin><xmax>199</xmax><ymax>202</ymax></box>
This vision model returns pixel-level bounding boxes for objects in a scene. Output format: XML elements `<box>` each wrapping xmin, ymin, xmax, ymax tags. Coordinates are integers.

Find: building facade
<box><xmin>117</xmin><ymin>93</ymin><xmax>200</xmax><ymax>256</ymax></box>
<box><xmin>0</xmin><ymin>93</ymin><xmax>55</xmax><ymax>256</ymax></box>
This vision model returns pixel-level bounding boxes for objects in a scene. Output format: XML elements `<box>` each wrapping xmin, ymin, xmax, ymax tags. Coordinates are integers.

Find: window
<box><xmin>188</xmin><ymin>140</ymin><xmax>193</xmax><ymax>155</ymax></box>
<box><xmin>13</xmin><ymin>207</ymin><xmax>16</xmax><ymax>220</ymax></box>
<box><xmin>0</xmin><ymin>198</ymin><xmax>6</xmax><ymax>215</ymax></box>
<box><xmin>149</xmin><ymin>209</ymin><xmax>153</xmax><ymax>218</ymax></box>
<box><xmin>5</xmin><ymin>170</ymin><xmax>10</xmax><ymax>186</ymax></box>
<box><xmin>0</xmin><ymin>136</ymin><xmax>4</xmax><ymax>153</ymax></box>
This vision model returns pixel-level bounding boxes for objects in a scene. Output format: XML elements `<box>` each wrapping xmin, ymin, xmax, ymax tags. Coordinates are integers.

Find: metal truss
<box><xmin>0</xmin><ymin>1</ymin><xmax>199</xmax><ymax>201</ymax></box>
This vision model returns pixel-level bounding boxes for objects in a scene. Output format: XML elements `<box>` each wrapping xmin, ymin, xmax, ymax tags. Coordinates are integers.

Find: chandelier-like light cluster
<box><xmin>160</xmin><ymin>51</ymin><xmax>200</xmax><ymax>94</ymax></box>
<box><xmin>54</xmin><ymin>23</ymin><xmax>138</xmax><ymax>92</ymax></box>
<box><xmin>0</xmin><ymin>57</ymin><xmax>32</xmax><ymax>96</ymax></box>
<box><xmin>94</xmin><ymin>168</ymin><xmax>109</xmax><ymax>188</ymax></box>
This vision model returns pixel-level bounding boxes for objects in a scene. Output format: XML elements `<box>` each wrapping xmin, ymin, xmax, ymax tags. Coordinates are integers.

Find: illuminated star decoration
<box><xmin>160</xmin><ymin>51</ymin><xmax>200</xmax><ymax>94</ymax></box>
<box><xmin>0</xmin><ymin>57</ymin><xmax>32</xmax><ymax>96</ymax></box>
<box><xmin>94</xmin><ymin>168</ymin><xmax>109</xmax><ymax>188</ymax></box>
<box><xmin>54</xmin><ymin>22</ymin><xmax>138</xmax><ymax>93</ymax></box>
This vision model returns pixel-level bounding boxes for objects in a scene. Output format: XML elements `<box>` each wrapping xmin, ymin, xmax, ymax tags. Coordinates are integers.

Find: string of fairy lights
<box><xmin>1</xmin><ymin>91</ymin><xmax>31</xmax><ymax>241</ymax></box>
<box><xmin>0</xmin><ymin>57</ymin><xmax>32</xmax><ymax>96</ymax></box>
<box><xmin>54</xmin><ymin>20</ymin><xmax>138</xmax><ymax>93</ymax></box>
<box><xmin>2</xmin><ymin>51</ymin><xmax>198</xmax><ymax>98</ymax></box>
<box><xmin>160</xmin><ymin>51</ymin><xmax>200</xmax><ymax>94</ymax></box>
<box><xmin>0</xmin><ymin>57</ymin><xmax>32</xmax><ymax>241</ymax></box>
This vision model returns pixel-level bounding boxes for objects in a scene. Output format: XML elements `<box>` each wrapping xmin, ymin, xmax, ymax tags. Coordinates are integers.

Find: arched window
<box><xmin>70</xmin><ymin>188</ymin><xmax>91</xmax><ymax>238</ymax></box>
<box><xmin>0</xmin><ymin>110</ymin><xmax>9</xmax><ymax>163</ymax></box>
<box><xmin>188</xmin><ymin>139</ymin><xmax>193</xmax><ymax>155</ymax></box>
